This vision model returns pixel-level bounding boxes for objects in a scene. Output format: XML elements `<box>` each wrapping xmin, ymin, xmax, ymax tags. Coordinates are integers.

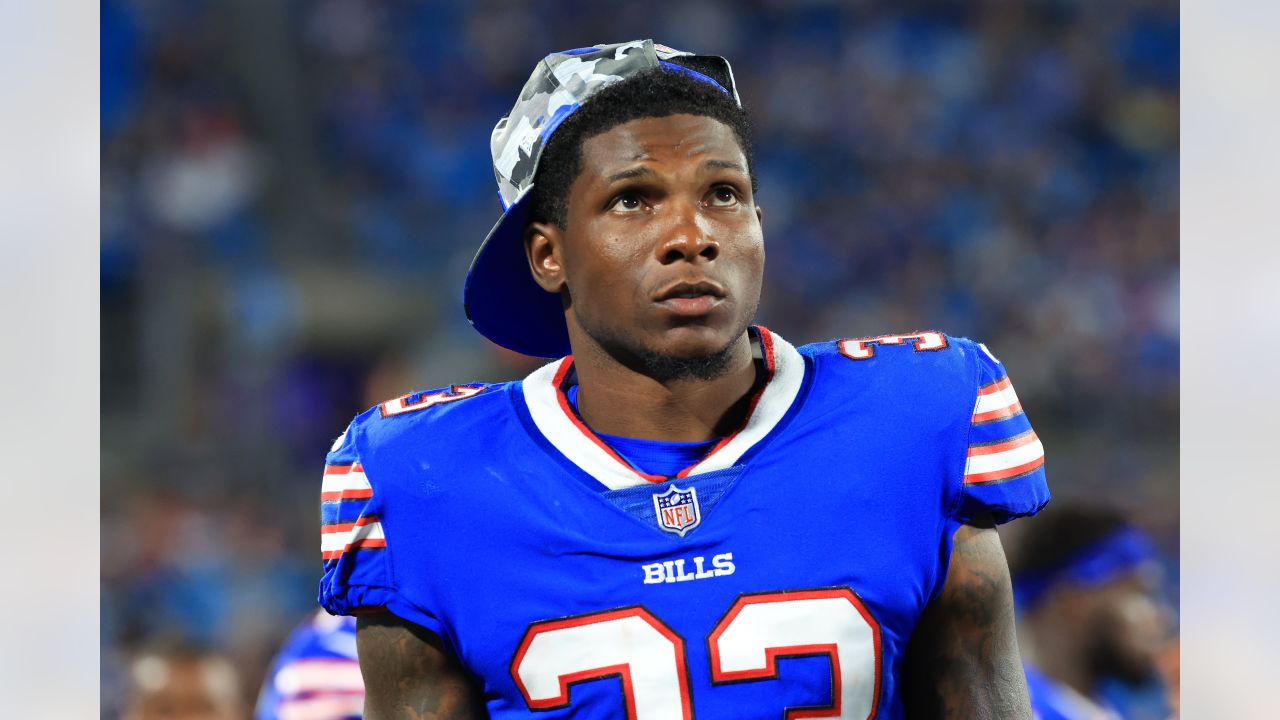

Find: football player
<box><xmin>256</xmin><ymin>609</ymin><xmax>364</xmax><ymax>720</ymax></box>
<box><xmin>1009</xmin><ymin>504</ymin><xmax>1170</xmax><ymax>720</ymax></box>
<box><xmin>318</xmin><ymin>40</ymin><xmax>1050</xmax><ymax>719</ymax></box>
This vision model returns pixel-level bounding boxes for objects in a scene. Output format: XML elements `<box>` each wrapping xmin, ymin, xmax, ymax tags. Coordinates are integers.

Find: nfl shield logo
<box><xmin>652</xmin><ymin>484</ymin><xmax>701</xmax><ymax>537</ymax></box>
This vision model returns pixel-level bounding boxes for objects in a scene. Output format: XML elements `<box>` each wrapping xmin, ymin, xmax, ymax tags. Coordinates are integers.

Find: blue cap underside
<box><xmin>658</xmin><ymin>60</ymin><xmax>731</xmax><ymax>95</ymax></box>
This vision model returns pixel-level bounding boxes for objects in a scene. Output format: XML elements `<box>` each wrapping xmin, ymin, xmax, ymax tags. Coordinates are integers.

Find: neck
<box><xmin>1022</xmin><ymin>613</ymin><xmax>1098</xmax><ymax>700</ymax></box>
<box><xmin>569</xmin><ymin>330</ymin><xmax>758</xmax><ymax>442</ymax></box>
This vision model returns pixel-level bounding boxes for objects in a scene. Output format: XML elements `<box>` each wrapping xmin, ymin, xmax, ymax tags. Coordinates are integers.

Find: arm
<box><xmin>356</xmin><ymin>612</ymin><xmax>486</xmax><ymax>720</ymax></box>
<box><xmin>902</xmin><ymin>513</ymin><xmax>1032</xmax><ymax>720</ymax></box>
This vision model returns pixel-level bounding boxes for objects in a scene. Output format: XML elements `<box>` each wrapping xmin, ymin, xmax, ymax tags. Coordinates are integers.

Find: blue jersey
<box><xmin>1025</xmin><ymin>664</ymin><xmax>1123</xmax><ymax>720</ymax></box>
<box><xmin>256</xmin><ymin>610</ymin><xmax>363</xmax><ymax>720</ymax></box>
<box><xmin>318</xmin><ymin>328</ymin><xmax>1048</xmax><ymax>719</ymax></box>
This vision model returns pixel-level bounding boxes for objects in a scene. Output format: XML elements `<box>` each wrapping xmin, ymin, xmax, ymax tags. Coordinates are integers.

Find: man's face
<box><xmin>1081</xmin><ymin>572</ymin><xmax>1170</xmax><ymax>684</ymax></box>
<box><xmin>537</xmin><ymin>113</ymin><xmax>764</xmax><ymax>370</ymax></box>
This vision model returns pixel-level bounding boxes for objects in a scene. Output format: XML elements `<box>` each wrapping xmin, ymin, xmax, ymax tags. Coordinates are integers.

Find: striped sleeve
<box><xmin>265</xmin><ymin>660</ymin><xmax>365</xmax><ymax>720</ymax></box>
<box><xmin>316</xmin><ymin>422</ymin><xmax>398</xmax><ymax>619</ymax></box>
<box><xmin>953</xmin><ymin>343</ymin><xmax>1050</xmax><ymax>524</ymax></box>
<box><xmin>320</xmin><ymin>464</ymin><xmax>385</xmax><ymax>561</ymax></box>
<box><xmin>255</xmin><ymin>613</ymin><xmax>364</xmax><ymax>720</ymax></box>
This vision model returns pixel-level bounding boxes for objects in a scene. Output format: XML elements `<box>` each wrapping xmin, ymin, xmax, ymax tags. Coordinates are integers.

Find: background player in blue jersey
<box><xmin>319</xmin><ymin>40</ymin><xmax>1050</xmax><ymax>719</ymax></box>
<box><xmin>256</xmin><ymin>609</ymin><xmax>364</xmax><ymax>720</ymax></box>
<box><xmin>1009</xmin><ymin>504</ymin><xmax>1171</xmax><ymax>720</ymax></box>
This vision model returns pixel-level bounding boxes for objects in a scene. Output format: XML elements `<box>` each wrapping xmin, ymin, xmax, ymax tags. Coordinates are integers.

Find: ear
<box><xmin>755</xmin><ymin>204</ymin><xmax>764</xmax><ymax>225</ymax></box>
<box><xmin>524</xmin><ymin>221</ymin><xmax>566</xmax><ymax>293</ymax></box>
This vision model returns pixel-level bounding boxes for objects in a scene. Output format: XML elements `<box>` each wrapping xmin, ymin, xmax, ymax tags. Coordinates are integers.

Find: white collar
<box><xmin>521</xmin><ymin>327</ymin><xmax>806</xmax><ymax>490</ymax></box>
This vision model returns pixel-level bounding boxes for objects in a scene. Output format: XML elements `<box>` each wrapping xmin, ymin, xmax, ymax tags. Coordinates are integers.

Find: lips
<box><xmin>654</xmin><ymin>280</ymin><xmax>726</xmax><ymax>302</ymax></box>
<box><xmin>653</xmin><ymin>279</ymin><xmax>726</xmax><ymax>317</ymax></box>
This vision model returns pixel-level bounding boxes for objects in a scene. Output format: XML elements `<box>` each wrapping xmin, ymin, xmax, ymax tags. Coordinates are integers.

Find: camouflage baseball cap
<box><xmin>463</xmin><ymin>40</ymin><xmax>740</xmax><ymax>358</ymax></box>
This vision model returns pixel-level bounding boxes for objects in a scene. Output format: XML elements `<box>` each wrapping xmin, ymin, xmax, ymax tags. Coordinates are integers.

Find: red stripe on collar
<box><xmin>551</xmin><ymin>327</ymin><xmax>778</xmax><ymax>483</ymax></box>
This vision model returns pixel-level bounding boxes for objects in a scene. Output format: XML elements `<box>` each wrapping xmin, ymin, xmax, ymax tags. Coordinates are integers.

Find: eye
<box><xmin>609</xmin><ymin>192</ymin><xmax>645</xmax><ymax>213</ymax></box>
<box><xmin>707</xmin><ymin>185</ymin><xmax>740</xmax><ymax>207</ymax></box>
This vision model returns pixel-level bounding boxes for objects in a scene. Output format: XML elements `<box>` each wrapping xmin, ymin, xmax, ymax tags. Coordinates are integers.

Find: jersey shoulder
<box><xmin>327</xmin><ymin>379</ymin><xmax>520</xmax><ymax>469</ymax></box>
<box><xmin>798</xmin><ymin>330</ymin><xmax>996</xmax><ymax>400</ymax></box>
<box><xmin>319</xmin><ymin>379</ymin><xmax>520</xmax><ymax>623</ymax></box>
<box><xmin>276</xmin><ymin>610</ymin><xmax>358</xmax><ymax>662</ymax></box>
<box><xmin>800</xmin><ymin>330</ymin><xmax>1048</xmax><ymax>524</ymax></box>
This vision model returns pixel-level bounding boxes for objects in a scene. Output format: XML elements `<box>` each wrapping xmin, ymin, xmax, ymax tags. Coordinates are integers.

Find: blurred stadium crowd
<box><xmin>100</xmin><ymin>0</ymin><xmax>1177</xmax><ymax>715</ymax></box>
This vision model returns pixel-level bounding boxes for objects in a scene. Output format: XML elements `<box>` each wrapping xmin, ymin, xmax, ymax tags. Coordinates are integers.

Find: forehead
<box><xmin>577</xmin><ymin>114</ymin><xmax>745</xmax><ymax>179</ymax></box>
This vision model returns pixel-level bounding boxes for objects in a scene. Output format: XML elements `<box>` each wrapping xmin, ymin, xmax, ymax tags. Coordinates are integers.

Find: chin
<box><xmin>652</xmin><ymin>322</ymin><xmax>739</xmax><ymax>358</ymax></box>
<box><xmin>632</xmin><ymin>322</ymin><xmax>746</xmax><ymax>382</ymax></box>
<box><xmin>578</xmin><ymin>315</ymin><xmax>747</xmax><ymax>382</ymax></box>
<box><xmin>1091</xmin><ymin>643</ymin><xmax>1159</xmax><ymax>686</ymax></box>
<box><xmin>1112</xmin><ymin>660</ymin><xmax>1158</xmax><ymax>686</ymax></box>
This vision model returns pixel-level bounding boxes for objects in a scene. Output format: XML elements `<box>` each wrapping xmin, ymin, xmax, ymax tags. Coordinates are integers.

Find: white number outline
<box><xmin>508</xmin><ymin>588</ymin><xmax>883</xmax><ymax>719</ymax></box>
<box><xmin>838</xmin><ymin>332</ymin><xmax>948</xmax><ymax>361</ymax></box>
<box><xmin>707</xmin><ymin>588</ymin><xmax>883</xmax><ymax>720</ymax></box>
<box><xmin>508</xmin><ymin>605</ymin><xmax>693</xmax><ymax>720</ymax></box>
<box><xmin>379</xmin><ymin>384</ymin><xmax>486</xmax><ymax>417</ymax></box>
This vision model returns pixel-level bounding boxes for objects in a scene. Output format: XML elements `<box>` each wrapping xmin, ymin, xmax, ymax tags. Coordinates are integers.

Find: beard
<box><xmin>575</xmin><ymin>314</ymin><xmax>746</xmax><ymax>383</ymax></box>
<box><xmin>627</xmin><ymin>341</ymin><xmax>739</xmax><ymax>382</ymax></box>
<box><xmin>1085</xmin><ymin>626</ymin><xmax>1158</xmax><ymax>686</ymax></box>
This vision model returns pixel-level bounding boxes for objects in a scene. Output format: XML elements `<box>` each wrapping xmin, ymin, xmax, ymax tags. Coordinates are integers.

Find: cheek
<box><xmin>566</xmin><ymin>230</ymin><xmax>650</xmax><ymax>306</ymax></box>
<box><xmin>1101</xmin><ymin>593</ymin><xmax>1166</xmax><ymax>656</ymax></box>
<box><xmin>1118</xmin><ymin>594</ymin><xmax>1166</xmax><ymax>641</ymax></box>
<box><xmin>748</xmin><ymin>235</ymin><xmax>766</xmax><ymax>271</ymax></box>
<box><xmin>731</xmin><ymin>213</ymin><xmax>765</xmax><ymax>256</ymax></box>
<box><xmin>728</xmin><ymin>231</ymin><xmax>766</xmax><ymax>286</ymax></box>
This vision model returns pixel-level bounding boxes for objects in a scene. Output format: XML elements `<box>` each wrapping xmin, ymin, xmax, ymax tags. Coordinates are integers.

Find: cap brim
<box><xmin>463</xmin><ymin>192</ymin><xmax>572</xmax><ymax>359</ymax></box>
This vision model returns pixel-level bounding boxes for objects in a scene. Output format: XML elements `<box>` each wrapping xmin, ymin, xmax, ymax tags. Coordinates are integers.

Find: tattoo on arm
<box><xmin>357</xmin><ymin>612</ymin><xmax>486</xmax><ymax>720</ymax></box>
<box><xmin>902</xmin><ymin>514</ymin><xmax>1032</xmax><ymax>720</ymax></box>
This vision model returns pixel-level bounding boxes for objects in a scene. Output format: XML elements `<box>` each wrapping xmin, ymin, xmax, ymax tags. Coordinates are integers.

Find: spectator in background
<box><xmin>1009</xmin><ymin>504</ymin><xmax>1172</xmax><ymax>720</ymax></box>
<box><xmin>123</xmin><ymin>647</ymin><xmax>246</xmax><ymax>720</ymax></box>
<box><xmin>255</xmin><ymin>610</ymin><xmax>363</xmax><ymax>720</ymax></box>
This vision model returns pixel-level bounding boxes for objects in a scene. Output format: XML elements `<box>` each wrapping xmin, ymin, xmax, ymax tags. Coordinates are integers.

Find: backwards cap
<box><xmin>463</xmin><ymin>40</ymin><xmax>740</xmax><ymax>358</ymax></box>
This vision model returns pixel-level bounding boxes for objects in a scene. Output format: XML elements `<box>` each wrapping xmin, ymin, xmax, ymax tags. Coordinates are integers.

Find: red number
<box><xmin>838</xmin><ymin>332</ymin><xmax>948</xmax><ymax>361</ymax></box>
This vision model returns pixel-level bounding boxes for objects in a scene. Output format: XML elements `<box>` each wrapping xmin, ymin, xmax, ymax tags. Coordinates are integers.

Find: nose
<box><xmin>655</xmin><ymin>200</ymin><xmax>719</xmax><ymax>264</ymax></box>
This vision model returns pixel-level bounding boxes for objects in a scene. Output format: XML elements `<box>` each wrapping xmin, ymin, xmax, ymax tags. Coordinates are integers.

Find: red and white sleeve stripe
<box><xmin>278</xmin><ymin>694</ymin><xmax>365</xmax><ymax>720</ymax></box>
<box><xmin>321</xmin><ymin>515</ymin><xmax>386</xmax><ymax>561</ymax></box>
<box><xmin>275</xmin><ymin>658</ymin><xmax>365</xmax><ymax>696</ymax></box>
<box><xmin>971</xmin><ymin>377</ymin><xmax>1023</xmax><ymax>424</ymax></box>
<box><xmin>964</xmin><ymin>429</ymin><xmax>1045</xmax><ymax>484</ymax></box>
<box><xmin>320</xmin><ymin>464</ymin><xmax>372</xmax><ymax>502</ymax></box>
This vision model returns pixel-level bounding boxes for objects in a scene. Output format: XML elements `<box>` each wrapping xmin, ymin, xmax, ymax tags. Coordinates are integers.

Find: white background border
<box><xmin>0</xmin><ymin>1</ymin><xmax>1274</xmax><ymax>715</ymax></box>
<box><xmin>0</xmin><ymin>1</ymin><xmax>100</xmax><ymax>716</ymax></box>
<box><xmin>1181</xmin><ymin>1</ymin><xmax>1279</xmax><ymax>716</ymax></box>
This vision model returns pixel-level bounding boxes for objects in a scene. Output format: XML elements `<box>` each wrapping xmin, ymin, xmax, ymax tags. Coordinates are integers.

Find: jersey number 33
<box><xmin>510</xmin><ymin>587</ymin><xmax>883</xmax><ymax>720</ymax></box>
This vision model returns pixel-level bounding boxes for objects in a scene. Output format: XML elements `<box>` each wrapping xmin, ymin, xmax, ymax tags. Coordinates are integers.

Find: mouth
<box><xmin>653</xmin><ymin>280</ymin><xmax>727</xmax><ymax>317</ymax></box>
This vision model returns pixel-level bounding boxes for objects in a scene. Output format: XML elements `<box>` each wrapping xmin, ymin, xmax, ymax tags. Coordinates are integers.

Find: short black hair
<box><xmin>527</xmin><ymin>67</ymin><xmax>757</xmax><ymax>229</ymax></box>
<box><xmin>1007</xmin><ymin>503</ymin><xmax>1131</xmax><ymax>581</ymax></box>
